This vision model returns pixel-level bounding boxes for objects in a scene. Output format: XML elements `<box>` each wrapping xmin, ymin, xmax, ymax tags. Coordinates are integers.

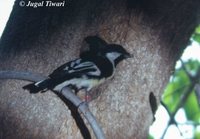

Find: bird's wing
<box><xmin>49</xmin><ymin>58</ymin><xmax>101</xmax><ymax>79</ymax></box>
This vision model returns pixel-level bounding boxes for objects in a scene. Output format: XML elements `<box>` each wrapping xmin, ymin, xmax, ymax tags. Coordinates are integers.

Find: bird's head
<box><xmin>103</xmin><ymin>44</ymin><xmax>132</xmax><ymax>66</ymax></box>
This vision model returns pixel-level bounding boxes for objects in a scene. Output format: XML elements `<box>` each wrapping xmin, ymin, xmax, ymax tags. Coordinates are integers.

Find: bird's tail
<box><xmin>23</xmin><ymin>79</ymin><xmax>52</xmax><ymax>93</ymax></box>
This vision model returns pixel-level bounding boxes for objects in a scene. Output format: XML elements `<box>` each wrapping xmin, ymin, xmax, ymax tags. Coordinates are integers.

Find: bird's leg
<box><xmin>85</xmin><ymin>91</ymin><xmax>92</xmax><ymax>103</ymax></box>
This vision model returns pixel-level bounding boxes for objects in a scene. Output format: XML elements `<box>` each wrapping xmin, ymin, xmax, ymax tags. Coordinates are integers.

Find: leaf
<box><xmin>163</xmin><ymin>69</ymin><xmax>190</xmax><ymax>113</ymax></box>
<box><xmin>194</xmin><ymin>128</ymin><xmax>200</xmax><ymax>139</ymax></box>
<box><xmin>192</xmin><ymin>24</ymin><xmax>200</xmax><ymax>43</ymax></box>
<box><xmin>184</xmin><ymin>59</ymin><xmax>200</xmax><ymax>77</ymax></box>
<box><xmin>195</xmin><ymin>25</ymin><xmax>200</xmax><ymax>34</ymax></box>
<box><xmin>184</xmin><ymin>91</ymin><xmax>200</xmax><ymax>122</ymax></box>
<box><xmin>192</xmin><ymin>33</ymin><xmax>200</xmax><ymax>43</ymax></box>
<box><xmin>147</xmin><ymin>134</ymin><xmax>154</xmax><ymax>139</ymax></box>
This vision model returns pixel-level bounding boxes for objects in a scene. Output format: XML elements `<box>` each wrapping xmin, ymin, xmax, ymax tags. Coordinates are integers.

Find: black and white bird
<box><xmin>23</xmin><ymin>36</ymin><xmax>131</xmax><ymax>95</ymax></box>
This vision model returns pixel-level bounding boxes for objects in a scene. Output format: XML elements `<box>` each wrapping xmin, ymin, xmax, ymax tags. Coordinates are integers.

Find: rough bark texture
<box><xmin>0</xmin><ymin>0</ymin><xmax>200</xmax><ymax>138</ymax></box>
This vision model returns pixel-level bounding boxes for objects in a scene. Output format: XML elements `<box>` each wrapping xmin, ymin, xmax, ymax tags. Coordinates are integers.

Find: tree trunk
<box><xmin>0</xmin><ymin>0</ymin><xmax>199</xmax><ymax>138</ymax></box>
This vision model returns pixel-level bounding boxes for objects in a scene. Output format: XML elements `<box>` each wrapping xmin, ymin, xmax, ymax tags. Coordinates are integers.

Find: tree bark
<box><xmin>0</xmin><ymin>0</ymin><xmax>200</xmax><ymax>138</ymax></box>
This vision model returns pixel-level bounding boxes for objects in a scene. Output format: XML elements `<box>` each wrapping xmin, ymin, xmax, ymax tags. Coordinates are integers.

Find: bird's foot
<box><xmin>84</xmin><ymin>94</ymin><xmax>92</xmax><ymax>103</ymax></box>
<box><xmin>77</xmin><ymin>90</ymin><xmax>92</xmax><ymax>103</ymax></box>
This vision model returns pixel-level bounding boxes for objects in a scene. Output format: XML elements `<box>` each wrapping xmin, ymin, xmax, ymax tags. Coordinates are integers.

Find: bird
<box><xmin>23</xmin><ymin>37</ymin><xmax>132</xmax><ymax>97</ymax></box>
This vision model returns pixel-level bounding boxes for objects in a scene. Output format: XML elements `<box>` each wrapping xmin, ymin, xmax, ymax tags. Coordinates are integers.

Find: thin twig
<box><xmin>0</xmin><ymin>70</ymin><xmax>105</xmax><ymax>139</ymax></box>
<box><xmin>161</xmin><ymin>101</ymin><xmax>184</xmax><ymax>137</ymax></box>
<box><xmin>180</xmin><ymin>59</ymin><xmax>195</xmax><ymax>80</ymax></box>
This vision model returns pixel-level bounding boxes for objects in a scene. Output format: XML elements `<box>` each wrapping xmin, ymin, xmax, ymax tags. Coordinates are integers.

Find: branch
<box><xmin>61</xmin><ymin>87</ymin><xmax>105</xmax><ymax>139</ymax></box>
<box><xmin>0</xmin><ymin>70</ymin><xmax>46</xmax><ymax>82</ymax></box>
<box><xmin>0</xmin><ymin>70</ymin><xmax>105</xmax><ymax>139</ymax></box>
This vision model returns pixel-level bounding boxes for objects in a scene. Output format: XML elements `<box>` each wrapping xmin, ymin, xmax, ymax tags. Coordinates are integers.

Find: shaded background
<box><xmin>0</xmin><ymin>0</ymin><xmax>200</xmax><ymax>138</ymax></box>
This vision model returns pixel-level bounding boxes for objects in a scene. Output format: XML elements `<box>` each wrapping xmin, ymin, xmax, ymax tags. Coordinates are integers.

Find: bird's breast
<box><xmin>53</xmin><ymin>77</ymin><xmax>105</xmax><ymax>92</ymax></box>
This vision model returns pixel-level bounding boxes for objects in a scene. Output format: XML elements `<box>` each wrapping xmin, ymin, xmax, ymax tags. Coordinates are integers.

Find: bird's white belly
<box><xmin>53</xmin><ymin>78</ymin><xmax>105</xmax><ymax>92</ymax></box>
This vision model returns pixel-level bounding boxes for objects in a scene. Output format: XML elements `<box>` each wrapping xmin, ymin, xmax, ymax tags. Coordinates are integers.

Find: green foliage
<box><xmin>162</xmin><ymin>65</ymin><xmax>190</xmax><ymax>113</ymax></box>
<box><xmin>184</xmin><ymin>90</ymin><xmax>200</xmax><ymax>122</ymax></box>
<box><xmin>149</xmin><ymin>24</ymin><xmax>200</xmax><ymax>139</ymax></box>
<box><xmin>163</xmin><ymin>59</ymin><xmax>200</xmax><ymax>121</ymax></box>
<box><xmin>192</xmin><ymin>25</ymin><xmax>200</xmax><ymax>43</ymax></box>
<box><xmin>194</xmin><ymin>128</ymin><xmax>200</xmax><ymax>139</ymax></box>
<box><xmin>148</xmin><ymin>134</ymin><xmax>154</xmax><ymax>139</ymax></box>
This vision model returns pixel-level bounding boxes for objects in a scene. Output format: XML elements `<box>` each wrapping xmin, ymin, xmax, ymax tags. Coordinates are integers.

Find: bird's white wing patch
<box><xmin>86</xmin><ymin>64</ymin><xmax>101</xmax><ymax>76</ymax></box>
<box><xmin>63</xmin><ymin>60</ymin><xmax>101</xmax><ymax>76</ymax></box>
